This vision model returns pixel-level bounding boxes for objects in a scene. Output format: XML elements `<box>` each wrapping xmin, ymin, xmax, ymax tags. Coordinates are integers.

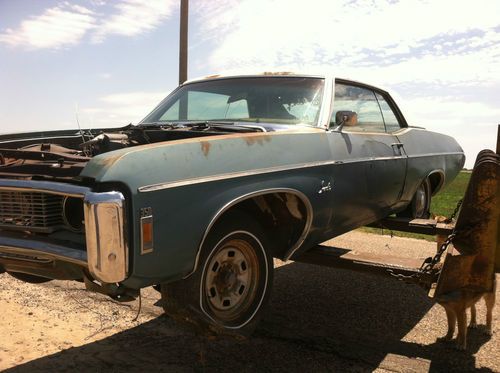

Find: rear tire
<box><xmin>397</xmin><ymin>178</ymin><xmax>432</xmax><ymax>219</ymax></box>
<box><xmin>161</xmin><ymin>211</ymin><xmax>273</xmax><ymax>337</ymax></box>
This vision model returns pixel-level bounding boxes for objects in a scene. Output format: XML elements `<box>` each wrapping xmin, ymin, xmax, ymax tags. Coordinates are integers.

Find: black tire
<box><xmin>161</xmin><ymin>211</ymin><xmax>273</xmax><ymax>337</ymax></box>
<box><xmin>397</xmin><ymin>178</ymin><xmax>432</xmax><ymax>219</ymax></box>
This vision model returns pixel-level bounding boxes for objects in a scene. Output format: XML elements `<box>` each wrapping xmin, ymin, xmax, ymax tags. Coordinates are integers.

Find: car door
<box><xmin>326</xmin><ymin>81</ymin><xmax>407</xmax><ymax>228</ymax></box>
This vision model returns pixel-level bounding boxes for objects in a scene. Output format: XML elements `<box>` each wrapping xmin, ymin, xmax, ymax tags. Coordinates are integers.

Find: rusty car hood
<box><xmin>0</xmin><ymin>124</ymin><xmax>323</xmax><ymax>181</ymax></box>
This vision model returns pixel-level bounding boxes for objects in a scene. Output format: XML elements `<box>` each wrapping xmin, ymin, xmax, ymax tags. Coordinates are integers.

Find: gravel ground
<box><xmin>0</xmin><ymin>231</ymin><xmax>498</xmax><ymax>372</ymax></box>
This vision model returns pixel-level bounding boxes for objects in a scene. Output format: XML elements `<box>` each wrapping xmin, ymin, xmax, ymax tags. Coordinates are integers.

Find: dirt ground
<box><xmin>0</xmin><ymin>231</ymin><xmax>498</xmax><ymax>372</ymax></box>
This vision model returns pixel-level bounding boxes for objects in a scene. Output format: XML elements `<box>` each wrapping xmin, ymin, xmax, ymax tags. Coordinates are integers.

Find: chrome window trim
<box><xmin>141</xmin><ymin>75</ymin><xmax>328</xmax><ymax>127</ymax></box>
<box><xmin>183</xmin><ymin>187</ymin><xmax>313</xmax><ymax>279</ymax></box>
<box><xmin>317</xmin><ymin>76</ymin><xmax>333</xmax><ymax>129</ymax></box>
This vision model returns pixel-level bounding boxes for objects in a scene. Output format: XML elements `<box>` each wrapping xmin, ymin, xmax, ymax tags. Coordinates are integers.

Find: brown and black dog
<box><xmin>436</xmin><ymin>277</ymin><xmax>496</xmax><ymax>350</ymax></box>
<box><xmin>433</xmin><ymin>215</ymin><xmax>496</xmax><ymax>350</ymax></box>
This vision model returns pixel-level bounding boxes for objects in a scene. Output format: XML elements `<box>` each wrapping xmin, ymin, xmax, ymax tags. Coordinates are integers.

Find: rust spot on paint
<box><xmin>244</xmin><ymin>134</ymin><xmax>272</xmax><ymax>146</ymax></box>
<box><xmin>96</xmin><ymin>153</ymin><xmax>123</xmax><ymax>168</ymax></box>
<box><xmin>200</xmin><ymin>141</ymin><xmax>211</xmax><ymax>157</ymax></box>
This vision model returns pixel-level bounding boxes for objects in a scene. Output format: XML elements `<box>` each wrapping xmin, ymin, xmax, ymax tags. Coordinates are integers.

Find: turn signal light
<box><xmin>140</xmin><ymin>207</ymin><xmax>154</xmax><ymax>254</ymax></box>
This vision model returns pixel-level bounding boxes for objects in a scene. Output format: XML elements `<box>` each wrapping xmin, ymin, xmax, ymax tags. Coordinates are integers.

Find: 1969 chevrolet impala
<box><xmin>0</xmin><ymin>73</ymin><xmax>465</xmax><ymax>335</ymax></box>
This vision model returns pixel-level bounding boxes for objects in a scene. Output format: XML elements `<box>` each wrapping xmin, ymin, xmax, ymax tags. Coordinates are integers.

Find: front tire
<box><xmin>161</xmin><ymin>212</ymin><xmax>273</xmax><ymax>337</ymax></box>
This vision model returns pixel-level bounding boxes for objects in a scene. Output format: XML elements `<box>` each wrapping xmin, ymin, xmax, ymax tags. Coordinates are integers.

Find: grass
<box><xmin>360</xmin><ymin>171</ymin><xmax>471</xmax><ymax>241</ymax></box>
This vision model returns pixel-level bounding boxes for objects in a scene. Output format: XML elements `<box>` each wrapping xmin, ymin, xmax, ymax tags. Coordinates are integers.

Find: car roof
<box><xmin>183</xmin><ymin>71</ymin><xmax>325</xmax><ymax>84</ymax></box>
<box><xmin>182</xmin><ymin>72</ymin><xmax>389</xmax><ymax>93</ymax></box>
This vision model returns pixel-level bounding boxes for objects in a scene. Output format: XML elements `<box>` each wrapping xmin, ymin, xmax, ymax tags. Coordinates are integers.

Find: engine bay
<box><xmin>0</xmin><ymin>123</ymin><xmax>263</xmax><ymax>179</ymax></box>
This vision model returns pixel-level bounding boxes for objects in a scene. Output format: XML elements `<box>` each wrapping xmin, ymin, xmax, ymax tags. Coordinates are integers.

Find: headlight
<box><xmin>62</xmin><ymin>196</ymin><xmax>84</xmax><ymax>232</ymax></box>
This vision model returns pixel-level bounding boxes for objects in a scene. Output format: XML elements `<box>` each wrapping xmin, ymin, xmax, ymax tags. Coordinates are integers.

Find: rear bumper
<box><xmin>0</xmin><ymin>179</ymin><xmax>128</xmax><ymax>283</ymax></box>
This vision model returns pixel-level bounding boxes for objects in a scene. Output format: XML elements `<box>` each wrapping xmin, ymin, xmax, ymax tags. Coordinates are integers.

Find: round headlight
<box><xmin>62</xmin><ymin>197</ymin><xmax>84</xmax><ymax>232</ymax></box>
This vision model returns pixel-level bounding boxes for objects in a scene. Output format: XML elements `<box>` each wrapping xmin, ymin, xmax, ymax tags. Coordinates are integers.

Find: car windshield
<box><xmin>141</xmin><ymin>77</ymin><xmax>325</xmax><ymax>126</ymax></box>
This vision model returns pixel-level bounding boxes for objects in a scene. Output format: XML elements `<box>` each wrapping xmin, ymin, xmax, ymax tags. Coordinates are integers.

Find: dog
<box><xmin>436</xmin><ymin>278</ymin><xmax>496</xmax><ymax>350</ymax></box>
<box><xmin>433</xmin><ymin>215</ymin><xmax>496</xmax><ymax>350</ymax></box>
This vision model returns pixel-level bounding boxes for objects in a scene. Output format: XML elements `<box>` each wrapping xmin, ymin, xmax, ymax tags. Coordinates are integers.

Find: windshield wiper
<box><xmin>139</xmin><ymin>121</ymin><xmax>265</xmax><ymax>132</ymax></box>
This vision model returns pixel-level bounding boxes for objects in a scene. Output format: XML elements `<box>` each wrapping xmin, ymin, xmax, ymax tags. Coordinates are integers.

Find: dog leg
<box><xmin>484</xmin><ymin>289</ymin><xmax>496</xmax><ymax>336</ymax></box>
<box><xmin>437</xmin><ymin>306</ymin><xmax>456</xmax><ymax>342</ymax></box>
<box><xmin>456</xmin><ymin>308</ymin><xmax>468</xmax><ymax>350</ymax></box>
<box><xmin>469</xmin><ymin>304</ymin><xmax>478</xmax><ymax>328</ymax></box>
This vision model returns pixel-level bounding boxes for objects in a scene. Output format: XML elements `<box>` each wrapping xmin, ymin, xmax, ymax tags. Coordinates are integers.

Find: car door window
<box><xmin>375</xmin><ymin>92</ymin><xmax>401</xmax><ymax>133</ymax></box>
<box><xmin>332</xmin><ymin>83</ymin><xmax>385</xmax><ymax>133</ymax></box>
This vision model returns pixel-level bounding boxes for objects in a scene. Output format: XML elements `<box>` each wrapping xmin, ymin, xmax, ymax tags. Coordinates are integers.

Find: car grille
<box><xmin>0</xmin><ymin>190</ymin><xmax>64</xmax><ymax>233</ymax></box>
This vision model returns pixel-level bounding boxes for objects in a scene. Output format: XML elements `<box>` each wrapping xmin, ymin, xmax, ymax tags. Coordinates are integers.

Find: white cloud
<box><xmin>0</xmin><ymin>3</ymin><xmax>96</xmax><ymax>49</ymax></box>
<box><xmin>195</xmin><ymin>0</ymin><xmax>500</xmax><ymax>86</ymax></box>
<box><xmin>0</xmin><ymin>0</ymin><xmax>176</xmax><ymax>49</ymax></box>
<box><xmin>192</xmin><ymin>0</ymin><xmax>500</xmax><ymax>167</ymax></box>
<box><xmin>397</xmin><ymin>96</ymin><xmax>500</xmax><ymax>168</ymax></box>
<box><xmin>81</xmin><ymin>91</ymin><xmax>168</xmax><ymax>128</ymax></box>
<box><xmin>92</xmin><ymin>0</ymin><xmax>176</xmax><ymax>43</ymax></box>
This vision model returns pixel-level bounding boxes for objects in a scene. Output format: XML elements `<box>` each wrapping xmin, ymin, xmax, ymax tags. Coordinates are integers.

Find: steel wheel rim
<box><xmin>414</xmin><ymin>183</ymin><xmax>427</xmax><ymax>217</ymax></box>
<box><xmin>204</xmin><ymin>237</ymin><xmax>260</xmax><ymax>322</ymax></box>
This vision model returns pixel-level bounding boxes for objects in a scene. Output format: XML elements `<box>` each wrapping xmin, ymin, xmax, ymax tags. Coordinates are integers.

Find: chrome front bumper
<box><xmin>0</xmin><ymin>179</ymin><xmax>128</xmax><ymax>283</ymax></box>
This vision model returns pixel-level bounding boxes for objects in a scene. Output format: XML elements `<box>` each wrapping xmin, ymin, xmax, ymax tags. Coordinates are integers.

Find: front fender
<box><xmin>79</xmin><ymin>130</ymin><xmax>334</xmax><ymax>288</ymax></box>
<box><xmin>123</xmin><ymin>172</ymin><xmax>330</xmax><ymax>288</ymax></box>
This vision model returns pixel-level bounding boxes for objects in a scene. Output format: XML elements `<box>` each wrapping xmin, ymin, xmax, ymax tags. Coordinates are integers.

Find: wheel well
<box><xmin>428</xmin><ymin>171</ymin><xmax>444</xmax><ymax>196</ymax></box>
<box><xmin>214</xmin><ymin>192</ymin><xmax>310</xmax><ymax>260</ymax></box>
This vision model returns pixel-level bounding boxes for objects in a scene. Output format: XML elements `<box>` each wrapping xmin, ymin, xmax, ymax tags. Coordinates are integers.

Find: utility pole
<box><xmin>179</xmin><ymin>0</ymin><xmax>189</xmax><ymax>85</ymax></box>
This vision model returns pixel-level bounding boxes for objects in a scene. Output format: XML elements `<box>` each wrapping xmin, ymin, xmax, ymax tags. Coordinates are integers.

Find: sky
<box><xmin>0</xmin><ymin>0</ymin><xmax>499</xmax><ymax>168</ymax></box>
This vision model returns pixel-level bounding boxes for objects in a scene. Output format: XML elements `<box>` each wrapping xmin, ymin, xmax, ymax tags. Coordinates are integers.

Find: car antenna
<box><xmin>74</xmin><ymin>103</ymin><xmax>86</xmax><ymax>144</ymax></box>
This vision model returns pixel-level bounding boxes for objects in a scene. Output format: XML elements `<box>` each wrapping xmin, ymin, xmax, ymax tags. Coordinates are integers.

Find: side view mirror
<box><xmin>332</xmin><ymin>110</ymin><xmax>358</xmax><ymax>132</ymax></box>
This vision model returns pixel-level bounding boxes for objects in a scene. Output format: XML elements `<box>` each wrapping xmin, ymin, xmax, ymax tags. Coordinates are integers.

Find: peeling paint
<box><xmin>244</xmin><ymin>134</ymin><xmax>272</xmax><ymax>146</ymax></box>
<box><xmin>200</xmin><ymin>141</ymin><xmax>211</xmax><ymax>157</ymax></box>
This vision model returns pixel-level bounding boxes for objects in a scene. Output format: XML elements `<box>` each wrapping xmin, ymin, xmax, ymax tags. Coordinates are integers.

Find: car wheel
<box><xmin>160</xmin><ymin>211</ymin><xmax>273</xmax><ymax>337</ymax></box>
<box><xmin>397</xmin><ymin>178</ymin><xmax>432</xmax><ymax>219</ymax></box>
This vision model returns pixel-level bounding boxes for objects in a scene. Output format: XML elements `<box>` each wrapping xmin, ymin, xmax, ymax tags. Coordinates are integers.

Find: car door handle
<box><xmin>391</xmin><ymin>143</ymin><xmax>404</xmax><ymax>148</ymax></box>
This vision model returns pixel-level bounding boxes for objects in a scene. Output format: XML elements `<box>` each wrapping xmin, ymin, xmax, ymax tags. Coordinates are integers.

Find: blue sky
<box><xmin>1</xmin><ymin>0</ymin><xmax>499</xmax><ymax>168</ymax></box>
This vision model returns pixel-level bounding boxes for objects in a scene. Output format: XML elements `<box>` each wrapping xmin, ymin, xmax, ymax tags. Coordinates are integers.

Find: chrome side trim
<box><xmin>0</xmin><ymin>234</ymin><xmax>87</xmax><ymax>266</ymax></box>
<box><xmin>409</xmin><ymin>152</ymin><xmax>464</xmax><ymax>159</ymax></box>
<box><xmin>140</xmin><ymin>152</ymin><xmax>463</xmax><ymax>193</ymax></box>
<box><xmin>84</xmin><ymin>192</ymin><xmax>128</xmax><ymax>283</ymax></box>
<box><xmin>184</xmin><ymin>188</ymin><xmax>313</xmax><ymax>279</ymax></box>
<box><xmin>139</xmin><ymin>160</ymin><xmax>342</xmax><ymax>192</ymax></box>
